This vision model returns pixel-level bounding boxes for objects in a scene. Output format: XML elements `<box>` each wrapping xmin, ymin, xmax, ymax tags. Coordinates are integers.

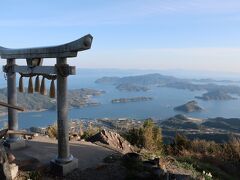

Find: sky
<box><xmin>0</xmin><ymin>0</ymin><xmax>240</xmax><ymax>73</ymax></box>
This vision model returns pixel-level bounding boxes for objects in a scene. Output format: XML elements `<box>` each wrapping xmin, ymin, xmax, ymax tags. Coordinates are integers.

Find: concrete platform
<box><xmin>4</xmin><ymin>139</ymin><xmax>26</xmax><ymax>150</ymax></box>
<box><xmin>11</xmin><ymin>136</ymin><xmax>116</xmax><ymax>172</ymax></box>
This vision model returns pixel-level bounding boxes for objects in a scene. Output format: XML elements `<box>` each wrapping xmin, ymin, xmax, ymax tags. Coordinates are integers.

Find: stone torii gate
<box><xmin>0</xmin><ymin>34</ymin><xmax>93</xmax><ymax>175</ymax></box>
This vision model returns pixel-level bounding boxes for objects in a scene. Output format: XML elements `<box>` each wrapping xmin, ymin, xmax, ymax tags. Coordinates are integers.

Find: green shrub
<box><xmin>123</xmin><ymin>128</ymin><xmax>144</xmax><ymax>148</ymax></box>
<box><xmin>169</xmin><ymin>135</ymin><xmax>240</xmax><ymax>164</ymax></box>
<box><xmin>81</xmin><ymin>122</ymin><xmax>101</xmax><ymax>140</ymax></box>
<box><xmin>169</xmin><ymin>133</ymin><xmax>190</xmax><ymax>155</ymax></box>
<box><xmin>123</xmin><ymin>119</ymin><xmax>163</xmax><ymax>153</ymax></box>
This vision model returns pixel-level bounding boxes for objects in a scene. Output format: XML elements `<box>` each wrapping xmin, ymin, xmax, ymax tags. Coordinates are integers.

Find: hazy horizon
<box><xmin>73</xmin><ymin>68</ymin><xmax>240</xmax><ymax>80</ymax></box>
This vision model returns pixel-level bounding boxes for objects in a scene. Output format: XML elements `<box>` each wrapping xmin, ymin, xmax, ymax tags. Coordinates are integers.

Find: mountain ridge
<box><xmin>96</xmin><ymin>73</ymin><xmax>240</xmax><ymax>100</ymax></box>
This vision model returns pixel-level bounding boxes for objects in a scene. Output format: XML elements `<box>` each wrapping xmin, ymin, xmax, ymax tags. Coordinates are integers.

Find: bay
<box><xmin>1</xmin><ymin>69</ymin><xmax>240</xmax><ymax>129</ymax></box>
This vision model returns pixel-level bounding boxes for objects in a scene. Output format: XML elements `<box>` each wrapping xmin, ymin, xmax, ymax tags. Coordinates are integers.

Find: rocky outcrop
<box><xmin>69</xmin><ymin>133</ymin><xmax>81</xmax><ymax>141</ymax></box>
<box><xmin>0</xmin><ymin>147</ymin><xmax>18</xmax><ymax>180</ymax></box>
<box><xmin>0</xmin><ymin>129</ymin><xmax>19</xmax><ymax>180</ymax></box>
<box><xmin>88</xmin><ymin>129</ymin><xmax>134</xmax><ymax>154</ymax></box>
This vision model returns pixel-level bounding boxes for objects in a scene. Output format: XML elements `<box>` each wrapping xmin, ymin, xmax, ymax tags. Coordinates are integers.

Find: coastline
<box><xmin>0</xmin><ymin>108</ymin><xmax>48</xmax><ymax>117</ymax></box>
<box><xmin>0</xmin><ymin>103</ymin><xmax>100</xmax><ymax>118</ymax></box>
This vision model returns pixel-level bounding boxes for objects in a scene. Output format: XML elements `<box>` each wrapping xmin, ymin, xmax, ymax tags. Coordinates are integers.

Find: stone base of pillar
<box><xmin>50</xmin><ymin>158</ymin><xmax>78</xmax><ymax>176</ymax></box>
<box><xmin>4</xmin><ymin>139</ymin><xmax>26</xmax><ymax>150</ymax></box>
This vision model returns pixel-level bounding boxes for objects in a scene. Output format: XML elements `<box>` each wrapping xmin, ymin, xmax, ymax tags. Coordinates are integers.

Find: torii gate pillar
<box><xmin>50</xmin><ymin>57</ymin><xmax>78</xmax><ymax>174</ymax></box>
<box><xmin>5</xmin><ymin>59</ymin><xmax>26</xmax><ymax>149</ymax></box>
<box><xmin>0</xmin><ymin>34</ymin><xmax>93</xmax><ymax>175</ymax></box>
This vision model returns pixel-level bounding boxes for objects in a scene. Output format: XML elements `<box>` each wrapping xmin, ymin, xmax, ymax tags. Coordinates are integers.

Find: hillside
<box><xmin>160</xmin><ymin>114</ymin><xmax>240</xmax><ymax>143</ymax></box>
<box><xmin>95</xmin><ymin>73</ymin><xmax>240</xmax><ymax>100</ymax></box>
<box><xmin>95</xmin><ymin>73</ymin><xmax>181</xmax><ymax>86</ymax></box>
<box><xmin>202</xmin><ymin>117</ymin><xmax>240</xmax><ymax>132</ymax></box>
<box><xmin>0</xmin><ymin>88</ymin><xmax>104</xmax><ymax>114</ymax></box>
<box><xmin>161</xmin><ymin>114</ymin><xmax>202</xmax><ymax>130</ymax></box>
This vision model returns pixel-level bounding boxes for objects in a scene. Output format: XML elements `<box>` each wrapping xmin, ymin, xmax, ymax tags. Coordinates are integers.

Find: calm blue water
<box><xmin>1</xmin><ymin>69</ymin><xmax>240</xmax><ymax>129</ymax></box>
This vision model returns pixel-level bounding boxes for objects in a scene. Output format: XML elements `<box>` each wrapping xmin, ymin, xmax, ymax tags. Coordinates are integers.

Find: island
<box><xmin>96</xmin><ymin>73</ymin><xmax>240</xmax><ymax>100</ymax></box>
<box><xmin>0</xmin><ymin>88</ymin><xmax>104</xmax><ymax>115</ymax></box>
<box><xmin>174</xmin><ymin>100</ymin><xmax>203</xmax><ymax>113</ymax></box>
<box><xmin>195</xmin><ymin>90</ymin><xmax>236</xmax><ymax>100</ymax></box>
<box><xmin>111</xmin><ymin>96</ymin><xmax>153</xmax><ymax>103</ymax></box>
<box><xmin>116</xmin><ymin>83</ymin><xmax>149</xmax><ymax>92</ymax></box>
<box><xmin>95</xmin><ymin>76</ymin><xmax>120</xmax><ymax>84</ymax></box>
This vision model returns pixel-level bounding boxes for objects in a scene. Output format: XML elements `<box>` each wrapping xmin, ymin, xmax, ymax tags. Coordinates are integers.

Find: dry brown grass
<box><xmin>81</xmin><ymin>122</ymin><xmax>101</xmax><ymax>140</ymax></box>
<box><xmin>168</xmin><ymin>134</ymin><xmax>240</xmax><ymax>163</ymax></box>
<box><xmin>220</xmin><ymin>137</ymin><xmax>240</xmax><ymax>163</ymax></box>
<box><xmin>166</xmin><ymin>134</ymin><xmax>240</xmax><ymax>179</ymax></box>
<box><xmin>46</xmin><ymin>124</ymin><xmax>58</xmax><ymax>138</ymax></box>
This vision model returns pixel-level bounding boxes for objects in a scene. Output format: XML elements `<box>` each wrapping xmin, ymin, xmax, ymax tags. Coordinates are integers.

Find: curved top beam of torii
<box><xmin>0</xmin><ymin>34</ymin><xmax>93</xmax><ymax>59</ymax></box>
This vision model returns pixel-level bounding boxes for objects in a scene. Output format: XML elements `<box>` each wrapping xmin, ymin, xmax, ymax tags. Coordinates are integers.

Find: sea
<box><xmin>1</xmin><ymin>68</ymin><xmax>240</xmax><ymax>129</ymax></box>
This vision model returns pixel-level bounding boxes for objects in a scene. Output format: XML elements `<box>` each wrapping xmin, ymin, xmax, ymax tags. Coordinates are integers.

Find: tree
<box><xmin>124</xmin><ymin>118</ymin><xmax>163</xmax><ymax>153</ymax></box>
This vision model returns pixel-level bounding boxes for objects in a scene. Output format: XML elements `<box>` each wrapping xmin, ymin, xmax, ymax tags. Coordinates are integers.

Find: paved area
<box><xmin>11</xmin><ymin>136</ymin><xmax>116</xmax><ymax>171</ymax></box>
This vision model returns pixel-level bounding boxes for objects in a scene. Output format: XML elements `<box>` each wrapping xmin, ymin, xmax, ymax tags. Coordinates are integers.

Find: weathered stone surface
<box><xmin>88</xmin><ymin>129</ymin><xmax>134</xmax><ymax>154</ymax></box>
<box><xmin>0</xmin><ymin>145</ymin><xmax>18</xmax><ymax>180</ymax></box>
<box><xmin>69</xmin><ymin>133</ymin><xmax>81</xmax><ymax>141</ymax></box>
<box><xmin>6</xmin><ymin>153</ymin><xmax>15</xmax><ymax>163</ymax></box>
<box><xmin>9</xmin><ymin>163</ymin><xmax>18</xmax><ymax>179</ymax></box>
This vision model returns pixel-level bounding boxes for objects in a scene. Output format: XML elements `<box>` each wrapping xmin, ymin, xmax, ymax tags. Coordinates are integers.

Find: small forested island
<box><xmin>111</xmin><ymin>96</ymin><xmax>153</xmax><ymax>103</ymax></box>
<box><xmin>174</xmin><ymin>100</ymin><xmax>203</xmax><ymax>113</ymax></box>
<box><xmin>195</xmin><ymin>90</ymin><xmax>236</xmax><ymax>100</ymax></box>
<box><xmin>116</xmin><ymin>83</ymin><xmax>149</xmax><ymax>92</ymax></box>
